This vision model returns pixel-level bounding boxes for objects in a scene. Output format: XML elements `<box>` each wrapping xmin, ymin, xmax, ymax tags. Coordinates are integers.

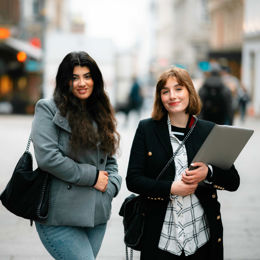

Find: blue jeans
<box><xmin>35</xmin><ymin>222</ymin><xmax>107</xmax><ymax>260</ymax></box>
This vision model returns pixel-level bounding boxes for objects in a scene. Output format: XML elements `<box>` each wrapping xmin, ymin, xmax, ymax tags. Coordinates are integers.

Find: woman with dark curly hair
<box><xmin>31</xmin><ymin>51</ymin><xmax>121</xmax><ymax>260</ymax></box>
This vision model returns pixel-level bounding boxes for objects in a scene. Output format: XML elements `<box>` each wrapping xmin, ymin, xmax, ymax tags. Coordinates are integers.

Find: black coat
<box><xmin>126</xmin><ymin>116</ymin><xmax>240</xmax><ymax>260</ymax></box>
<box><xmin>199</xmin><ymin>74</ymin><xmax>233</xmax><ymax>125</ymax></box>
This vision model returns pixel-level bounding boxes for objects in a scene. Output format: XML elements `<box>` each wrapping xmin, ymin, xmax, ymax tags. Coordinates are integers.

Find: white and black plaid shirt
<box><xmin>158</xmin><ymin>118</ymin><xmax>210</xmax><ymax>256</ymax></box>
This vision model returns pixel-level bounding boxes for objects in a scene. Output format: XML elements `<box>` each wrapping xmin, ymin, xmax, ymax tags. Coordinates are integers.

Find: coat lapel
<box><xmin>53</xmin><ymin>111</ymin><xmax>72</xmax><ymax>133</ymax></box>
<box><xmin>152</xmin><ymin>115</ymin><xmax>173</xmax><ymax>157</ymax></box>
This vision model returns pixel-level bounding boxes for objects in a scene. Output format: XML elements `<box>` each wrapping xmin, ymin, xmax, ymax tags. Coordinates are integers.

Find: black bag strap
<box><xmin>156</xmin><ymin>116</ymin><xmax>198</xmax><ymax>181</ymax></box>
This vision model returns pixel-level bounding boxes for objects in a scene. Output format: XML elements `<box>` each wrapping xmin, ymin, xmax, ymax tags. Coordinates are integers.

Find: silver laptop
<box><xmin>191</xmin><ymin>124</ymin><xmax>254</xmax><ymax>169</ymax></box>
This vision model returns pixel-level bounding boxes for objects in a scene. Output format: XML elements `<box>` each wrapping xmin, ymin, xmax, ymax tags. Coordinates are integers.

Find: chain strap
<box><xmin>25</xmin><ymin>136</ymin><xmax>32</xmax><ymax>152</ymax></box>
<box><xmin>156</xmin><ymin>117</ymin><xmax>198</xmax><ymax>181</ymax></box>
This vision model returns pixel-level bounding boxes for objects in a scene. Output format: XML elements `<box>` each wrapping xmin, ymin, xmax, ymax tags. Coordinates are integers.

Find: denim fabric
<box><xmin>35</xmin><ymin>222</ymin><xmax>107</xmax><ymax>260</ymax></box>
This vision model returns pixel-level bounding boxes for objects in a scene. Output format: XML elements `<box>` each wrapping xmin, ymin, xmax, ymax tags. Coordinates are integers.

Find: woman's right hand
<box><xmin>170</xmin><ymin>180</ymin><xmax>198</xmax><ymax>197</ymax></box>
<box><xmin>94</xmin><ymin>171</ymin><xmax>108</xmax><ymax>192</ymax></box>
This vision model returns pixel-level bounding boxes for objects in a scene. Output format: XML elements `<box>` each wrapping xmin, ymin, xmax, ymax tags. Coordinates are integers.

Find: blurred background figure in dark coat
<box><xmin>221</xmin><ymin>66</ymin><xmax>241</xmax><ymax>125</ymax></box>
<box><xmin>199</xmin><ymin>64</ymin><xmax>232</xmax><ymax>125</ymax></box>
<box><xmin>115</xmin><ymin>76</ymin><xmax>144</xmax><ymax>124</ymax></box>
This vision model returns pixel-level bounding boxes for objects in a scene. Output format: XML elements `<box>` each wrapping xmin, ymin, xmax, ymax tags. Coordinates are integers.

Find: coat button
<box><xmin>148</xmin><ymin>151</ymin><xmax>152</xmax><ymax>156</ymax></box>
<box><xmin>218</xmin><ymin>238</ymin><xmax>222</xmax><ymax>243</ymax></box>
<box><xmin>212</xmin><ymin>194</ymin><xmax>216</xmax><ymax>199</ymax></box>
<box><xmin>100</xmin><ymin>158</ymin><xmax>104</xmax><ymax>164</ymax></box>
<box><xmin>217</xmin><ymin>215</ymin><xmax>221</xmax><ymax>220</ymax></box>
<box><xmin>67</xmin><ymin>184</ymin><xmax>72</xmax><ymax>190</ymax></box>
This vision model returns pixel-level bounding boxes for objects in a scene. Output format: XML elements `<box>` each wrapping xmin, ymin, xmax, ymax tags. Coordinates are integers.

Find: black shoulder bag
<box><xmin>119</xmin><ymin>117</ymin><xmax>198</xmax><ymax>260</ymax></box>
<box><xmin>0</xmin><ymin>136</ymin><xmax>50</xmax><ymax>225</ymax></box>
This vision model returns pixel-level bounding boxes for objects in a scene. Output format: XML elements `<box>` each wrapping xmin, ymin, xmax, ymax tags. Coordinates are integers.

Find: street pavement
<box><xmin>0</xmin><ymin>111</ymin><xmax>260</xmax><ymax>260</ymax></box>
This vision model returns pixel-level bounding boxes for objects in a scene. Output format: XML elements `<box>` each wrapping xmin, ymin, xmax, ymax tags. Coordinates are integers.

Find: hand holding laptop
<box><xmin>189</xmin><ymin>124</ymin><xmax>254</xmax><ymax>170</ymax></box>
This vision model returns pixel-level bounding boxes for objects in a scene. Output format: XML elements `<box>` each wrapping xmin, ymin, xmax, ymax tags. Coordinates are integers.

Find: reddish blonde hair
<box><xmin>151</xmin><ymin>67</ymin><xmax>201</xmax><ymax>120</ymax></box>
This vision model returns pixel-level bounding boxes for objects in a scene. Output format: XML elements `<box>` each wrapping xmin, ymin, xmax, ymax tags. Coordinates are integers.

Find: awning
<box><xmin>5</xmin><ymin>37</ymin><xmax>42</xmax><ymax>60</ymax></box>
<box><xmin>208</xmin><ymin>50</ymin><xmax>241</xmax><ymax>62</ymax></box>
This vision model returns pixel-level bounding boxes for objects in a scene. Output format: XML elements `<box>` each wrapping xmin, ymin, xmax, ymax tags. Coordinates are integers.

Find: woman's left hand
<box><xmin>182</xmin><ymin>162</ymin><xmax>208</xmax><ymax>185</ymax></box>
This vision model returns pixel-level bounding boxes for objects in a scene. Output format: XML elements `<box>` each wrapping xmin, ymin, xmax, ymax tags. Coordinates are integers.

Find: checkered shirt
<box><xmin>158</xmin><ymin>117</ymin><xmax>210</xmax><ymax>256</ymax></box>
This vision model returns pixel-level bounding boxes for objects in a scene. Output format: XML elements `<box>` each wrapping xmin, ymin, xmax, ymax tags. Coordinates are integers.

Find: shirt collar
<box><xmin>167</xmin><ymin>114</ymin><xmax>196</xmax><ymax>130</ymax></box>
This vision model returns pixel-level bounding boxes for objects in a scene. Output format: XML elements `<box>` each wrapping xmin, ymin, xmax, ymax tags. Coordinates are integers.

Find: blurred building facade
<box><xmin>0</xmin><ymin>0</ymin><xmax>44</xmax><ymax>114</ymax></box>
<box><xmin>0</xmin><ymin>0</ymin><xmax>119</xmax><ymax>113</ymax></box>
<box><xmin>114</xmin><ymin>0</ymin><xmax>155</xmax><ymax>107</ymax></box>
<box><xmin>242</xmin><ymin>0</ymin><xmax>260</xmax><ymax>116</ymax></box>
<box><xmin>208</xmin><ymin>0</ymin><xmax>243</xmax><ymax>79</ymax></box>
<box><xmin>1</xmin><ymin>0</ymin><xmax>260</xmax><ymax>116</ymax></box>
<box><xmin>42</xmin><ymin>0</ymin><xmax>117</xmax><ymax>104</ymax></box>
<box><xmin>207</xmin><ymin>0</ymin><xmax>260</xmax><ymax>116</ymax></box>
<box><xmin>173</xmin><ymin>0</ymin><xmax>210</xmax><ymax>76</ymax></box>
<box><xmin>151</xmin><ymin>0</ymin><xmax>210</xmax><ymax>77</ymax></box>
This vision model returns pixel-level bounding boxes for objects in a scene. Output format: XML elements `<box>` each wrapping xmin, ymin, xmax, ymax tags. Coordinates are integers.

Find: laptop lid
<box><xmin>191</xmin><ymin>124</ymin><xmax>254</xmax><ymax>169</ymax></box>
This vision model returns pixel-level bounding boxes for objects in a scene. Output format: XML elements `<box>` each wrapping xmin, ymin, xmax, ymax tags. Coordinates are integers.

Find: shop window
<box><xmin>17</xmin><ymin>77</ymin><xmax>27</xmax><ymax>90</ymax></box>
<box><xmin>0</xmin><ymin>75</ymin><xmax>13</xmax><ymax>96</ymax></box>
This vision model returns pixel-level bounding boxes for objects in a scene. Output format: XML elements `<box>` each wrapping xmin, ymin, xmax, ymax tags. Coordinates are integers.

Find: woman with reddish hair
<box><xmin>126</xmin><ymin>67</ymin><xmax>239</xmax><ymax>260</ymax></box>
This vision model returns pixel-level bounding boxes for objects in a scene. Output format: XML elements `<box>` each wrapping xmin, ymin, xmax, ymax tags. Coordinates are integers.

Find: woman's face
<box><xmin>160</xmin><ymin>77</ymin><xmax>189</xmax><ymax>116</ymax></box>
<box><xmin>71</xmin><ymin>66</ymin><xmax>94</xmax><ymax>100</ymax></box>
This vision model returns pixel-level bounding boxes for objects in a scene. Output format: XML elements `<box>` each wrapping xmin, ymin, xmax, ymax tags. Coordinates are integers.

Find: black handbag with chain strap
<box><xmin>0</xmin><ymin>136</ymin><xmax>50</xmax><ymax>224</ymax></box>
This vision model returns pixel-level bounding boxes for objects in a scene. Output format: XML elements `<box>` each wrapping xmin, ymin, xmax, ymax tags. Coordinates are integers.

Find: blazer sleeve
<box><xmin>126</xmin><ymin>120</ymin><xmax>173</xmax><ymax>197</ymax></box>
<box><xmin>210</xmin><ymin>164</ymin><xmax>240</xmax><ymax>191</ymax></box>
<box><xmin>31</xmin><ymin>99</ymin><xmax>97</xmax><ymax>186</ymax></box>
<box><xmin>105</xmin><ymin>155</ymin><xmax>122</xmax><ymax>198</ymax></box>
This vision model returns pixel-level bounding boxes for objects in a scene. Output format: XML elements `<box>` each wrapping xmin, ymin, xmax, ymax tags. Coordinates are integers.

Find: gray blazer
<box><xmin>31</xmin><ymin>98</ymin><xmax>122</xmax><ymax>227</ymax></box>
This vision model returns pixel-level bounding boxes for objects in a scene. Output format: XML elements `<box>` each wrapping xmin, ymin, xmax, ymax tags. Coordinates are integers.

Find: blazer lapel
<box><xmin>53</xmin><ymin>111</ymin><xmax>72</xmax><ymax>134</ymax></box>
<box><xmin>186</xmin><ymin>119</ymin><xmax>214</xmax><ymax>165</ymax></box>
<box><xmin>152</xmin><ymin>115</ymin><xmax>173</xmax><ymax>157</ymax></box>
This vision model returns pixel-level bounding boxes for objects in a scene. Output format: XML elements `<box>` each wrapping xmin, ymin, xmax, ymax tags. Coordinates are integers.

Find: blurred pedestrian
<box><xmin>199</xmin><ymin>65</ymin><xmax>232</xmax><ymax>125</ymax></box>
<box><xmin>31</xmin><ymin>51</ymin><xmax>121</xmax><ymax>260</ymax></box>
<box><xmin>116</xmin><ymin>76</ymin><xmax>144</xmax><ymax>124</ymax></box>
<box><xmin>126</xmin><ymin>67</ymin><xmax>240</xmax><ymax>260</ymax></box>
<box><xmin>221</xmin><ymin>66</ymin><xmax>240</xmax><ymax>124</ymax></box>
<box><xmin>128</xmin><ymin>76</ymin><xmax>144</xmax><ymax>114</ymax></box>
<box><xmin>238</xmin><ymin>84</ymin><xmax>250</xmax><ymax>123</ymax></box>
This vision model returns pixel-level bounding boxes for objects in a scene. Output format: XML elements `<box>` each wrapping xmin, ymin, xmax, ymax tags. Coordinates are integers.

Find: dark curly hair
<box><xmin>53</xmin><ymin>51</ymin><xmax>119</xmax><ymax>155</ymax></box>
